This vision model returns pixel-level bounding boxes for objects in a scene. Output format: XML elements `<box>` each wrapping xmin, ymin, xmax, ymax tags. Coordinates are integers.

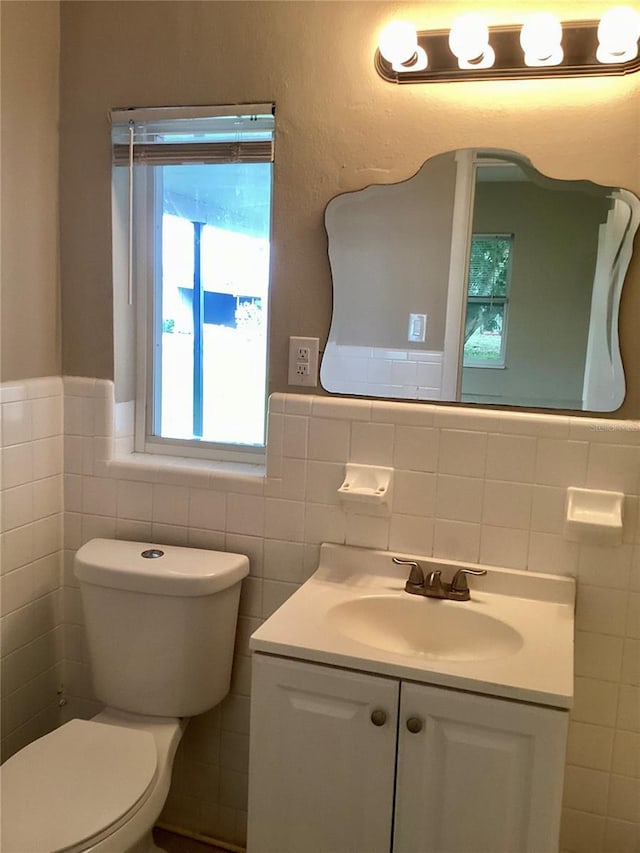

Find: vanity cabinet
<box><xmin>247</xmin><ymin>654</ymin><xmax>568</xmax><ymax>853</ymax></box>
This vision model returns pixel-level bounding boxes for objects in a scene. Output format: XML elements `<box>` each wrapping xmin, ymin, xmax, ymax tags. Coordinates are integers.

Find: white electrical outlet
<box><xmin>288</xmin><ymin>336</ymin><xmax>319</xmax><ymax>386</ymax></box>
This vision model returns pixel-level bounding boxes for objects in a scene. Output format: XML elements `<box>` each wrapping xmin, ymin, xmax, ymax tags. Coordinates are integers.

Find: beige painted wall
<box><xmin>1</xmin><ymin>0</ymin><xmax>60</xmax><ymax>382</ymax></box>
<box><xmin>326</xmin><ymin>152</ymin><xmax>456</xmax><ymax>351</ymax></box>
<box><xmin>58</xmin><ymin>0</ymin><xmax>640</xmax><ymax>416</ymax></box>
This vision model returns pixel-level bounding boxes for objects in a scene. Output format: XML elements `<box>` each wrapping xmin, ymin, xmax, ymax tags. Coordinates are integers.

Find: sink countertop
<box><xmin>250</xmin><ymin>543</ymin><xmax>576</xmax><ymax>709</ymax></box>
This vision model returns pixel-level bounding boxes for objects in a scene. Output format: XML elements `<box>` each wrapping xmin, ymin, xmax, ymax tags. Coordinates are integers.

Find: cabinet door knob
<box><xmin>406</xmin><ymin>716</ymin><xmax>423</xmax><ymax>733</ymax></box>
<box><xmin>370</xmin><ymin>709</ymin><xmax>387</xmax><ymax>726</ymax></box>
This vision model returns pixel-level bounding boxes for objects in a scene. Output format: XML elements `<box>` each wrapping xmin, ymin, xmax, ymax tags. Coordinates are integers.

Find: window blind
<box><xmin>111</xmin><ymin>103</ymin><xmax>275</xmax><ymax>166</ymax></box>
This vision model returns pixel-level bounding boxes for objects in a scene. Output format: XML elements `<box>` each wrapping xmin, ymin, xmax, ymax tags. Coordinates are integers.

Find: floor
<box><xmin>153</xmin><ymin>827</ymin><xmax>232</xmax><ymax>853</ymax></box>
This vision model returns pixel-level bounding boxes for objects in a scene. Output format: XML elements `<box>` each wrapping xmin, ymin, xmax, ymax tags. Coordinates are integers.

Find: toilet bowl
<box><xmin>0</xmin><ymin>539</ymin><xmax>249</xmax><ymax>853</ymax></box>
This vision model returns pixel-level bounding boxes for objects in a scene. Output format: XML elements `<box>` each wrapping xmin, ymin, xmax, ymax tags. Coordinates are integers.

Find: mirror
<box><xmin>321</xmin><ymin>149</ymin><xmax>639</xmax><ymax>411</ymax></box>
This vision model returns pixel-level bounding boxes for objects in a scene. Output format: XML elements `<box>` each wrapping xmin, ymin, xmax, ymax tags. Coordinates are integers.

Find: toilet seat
<box><xmin>0</xmin><ymin>718</ymin><xmax>158</xmax><ymax>853</ymax></box>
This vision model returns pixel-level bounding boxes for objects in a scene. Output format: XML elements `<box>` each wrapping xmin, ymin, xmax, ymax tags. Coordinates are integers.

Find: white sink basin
<box><xmin>250</xmin><ymin>543</ymin><xmax>576</xmax><ymax>708</ymax></box>
<box><xmin>327</xmin><ymin>594</ymin><xmax>523</xmax><ymax>661</ymax></box>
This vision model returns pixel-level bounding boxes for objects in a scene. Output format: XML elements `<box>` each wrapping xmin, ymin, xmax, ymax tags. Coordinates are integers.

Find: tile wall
<box><xmin>3</xmin><ymin>375</ymin><xmax>639</xmax><ymax>852</ymax></box>
<box><xmin>0</xmin><ymin>376</ymin><xmax>64</xmax><ymax>760</ymax></box>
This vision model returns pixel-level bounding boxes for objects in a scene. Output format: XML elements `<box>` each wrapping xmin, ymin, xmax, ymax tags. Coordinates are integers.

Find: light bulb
<box><xmin>597</xmin><ymin>5</ymin><xmax>640</xmax><ymax>63</ymax></box>
<box><xmin>448</xmin><ymin>14</ymin><xmax>495</xmax><ymax>69</ymax></box>
<box><xmin>378</xmin><ymin>21</ymin><xmax>418</xmax><ymax>66</ymax></box>
<box><xmin>520</xmin><ymin>13</ymin><xmax>563</xmax><ymax>66</ymax></box>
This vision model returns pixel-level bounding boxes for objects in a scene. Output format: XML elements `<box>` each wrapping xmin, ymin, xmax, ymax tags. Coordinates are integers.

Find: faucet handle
<box><xmin>392</xmin><ymin>557</ymin><xmax>424</xmax><ymax>587</ymax></box>
<box><xmin>450</xmin><ymin>567</ymin><xmax>487</xmax><ymax>594</ymax></box>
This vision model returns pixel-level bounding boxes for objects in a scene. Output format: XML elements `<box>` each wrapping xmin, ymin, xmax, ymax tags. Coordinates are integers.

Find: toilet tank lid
<box><xmin>74</xmin><ymin>538</ymin><xmax>249</xmax><ymax>596</ymax></box>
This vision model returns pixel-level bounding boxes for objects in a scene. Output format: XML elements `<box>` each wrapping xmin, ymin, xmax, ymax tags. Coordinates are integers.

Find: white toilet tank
<box><xmin>74</xmin><ymin>539</ymin><xmax>249</xmax><ymax>717</ymax></box>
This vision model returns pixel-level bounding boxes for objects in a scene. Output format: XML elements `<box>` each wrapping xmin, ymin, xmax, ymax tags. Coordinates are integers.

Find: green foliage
<box><xmin>467</xmin><ymin>235</ymin><xmax>512</xmax><ymax>297</ymax></box>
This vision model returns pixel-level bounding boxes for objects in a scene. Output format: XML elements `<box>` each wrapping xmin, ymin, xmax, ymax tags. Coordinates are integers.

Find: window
<box><xmin>463</xmin><ymin>233</ymin><xmax>513</xmax><ymax>368</ymax></box>
<box><xmin>111</xmin><ymin>104</ymin><xmax>274</xmax><ymax>461</ymax></box>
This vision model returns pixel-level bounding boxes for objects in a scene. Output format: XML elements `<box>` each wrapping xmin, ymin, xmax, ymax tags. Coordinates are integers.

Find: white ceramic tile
<box><xmin>188</xmin><ymin>488</ymin><xmax>226</xmax><ymax>530</ymax></box>
<box><xmin>264</xmin><ymin>498</ymin><xmax>304</xmax><ymax>542</ymax></box>
<box><xmin>479</xmin><ymin>526</ymin><xmax>529</xmax><ymax>570</ymax></box>
<box><xmin>261</xmin><ymin>580</ymin><xmax>297</xmax><ymax>619</ymax></box>
<box><xmin>311</xmin><ymin>396</ymin><xmax>371</xmax><ymax>422</ymax></box>
<box><xmin>528</xmin><ymin>531</ymin><xmax>579</xmax><ymax>576</ymax></box>
<box><xmin>621</xmin><ymin>639</ymin><xmax>639</xmax><ymax>686</ymax></box>
<box><xmin>1</xmin><ymin>484</ymin><xmax>33</xmax><ymax>532</ymax></box>
<box><xmin>345</xmin><ymin>513</ymin><xmax>389</xmax><ymax>550</ymax></box>
<box><xmin>435</xmin><ymin>475</ymin><xmax>484</xmax><ymax>523</ymax></box>
<box><xmin>576</xmin><ymin>585</ymin><xmax>630</xmax><ymax>637</ymax></box>
<box><xmin>535</xmin><ymin>438</ymin><xmax>589</xmax><ymax>487</ymax></box>
<box><xmin>33</xmin><ymin>437</ymin><xmax>63</xmax><ymax>479</ymax></box>
<box><xmin>566</xmin><ymin>721</ymin><xmax>614</xmax><ymax>772</ymax></box>
<box><xmin>267</xmin><ymin>392</ymin><xmax>286</xmax><ymax>414</ymax></box>
<box><xmin>81</xmin><ymin>514</ymin><xmax>117</xmax><ymax>544</ymax></box>
<box><xmin>571</xmin><ymin>677</ymin><xmax>619</xmax><ymax>726</ymax></box>
<box><xmin>499</xmin><ymin>411</ymin><xmax>570</xmax><ymax>439</ymax></box>
<box><xmin>31</xmin><ymin>396</ymin><xmax>63</xmax><ymax>440</ymax></box>
<box><xmin>1</xmin><ymin>401</ymin><xmax>32</xmax><ymax>447</ymax></box>
<box><xmin>187</xmin><ymin>528</ymin><xmax>226</xmax><ymax>551</ymax></box>
<box><xmin>350</xmin><ymin>421</ymin><xmax>394</xmax><ymax>466</ymax></box>
<box><xmin>438</xmin><ymin>429</ymin><xmax>487</xmax><ymax>478</ymax></box>
<box><xmin>283</xmin><ymin>393</ymin><xmax>312</xmax><ymax>416</ymax></box>
<box><xmin>117</xmin><ymin>480</ymin><xmax>153</xmax><ymax>522</ymax></box>
<box><xmin>308</xmin><ymin>417</ymin><xmax>350</xmax><ymax>462</ymax></box>
<box><xmin>32</xmin><ymin>477</ymin><xmax>62</xmax><ymax>520</ymax></box>
<box><xmin>282</xmin><ymin>415</ymin><xmax>308</xmax><ymax>459</ymax></box>
<box><xmin>63</xmin><ymin>512</ymin><xmax>82</xmax><ymax>550</ymax></box>
<box><xmin>150</xmin><ymin>523</ymin><xmax>188</xmax><ymax>546</ymax></box>
<box><xmin>269</xmin><ymin>458</ymin><xmax>306</xmax><ymax>502</ymax></box>
<box><xmin>530</xmin><ymin>485</ymin><xmax>566</xmax><ymax>534</ymax></box>
<box><xmin>394</xmin><ymin>470</ymin><xmax>436</xmax><ymax>517</ymax></box>
<box><xmin>574</xmin><ymin>631</ymin><xmax>624</xmax><ymax>682</ymax></box>
<box><xmin>263</xmin><ymin>539</ymin><xmax>305</xmax><ymax>583</ymax></box>
<box><xmin>116</xmin><ymin>519</ymin><xmax>152</xmax><ymax>542</ymax></box>
<box><xmin>63</xmin><ymin>376</ymin><xmax>96</xmax><ymax>397</ymax></box>
<box><xmin>152</xmin><ymin>484</ymin><xmax>189</xmax><ymax>526</ymax></box>
<box><xmin>607</xmin><ymin>775</ymin><xmax>640</xmax><ymax>822</ymax></box>
<box><xmin>1</xmin><ymin>564</ymin><xmax>33</xmax><ymax>616</ymax></box>
<box><xmin>303</xmin><ymin>503</ymin><xmax>346</xmax><ymax>545</ymax></box>
<box><xmin>485</xmin><ymin>433</ymin><xmax>537</xmax><ymax>483</ymax></box>
<box><xmin>371</xmin><ymin>400</ymin><xmax>434</xmax><ymax>426</ymax></box>
<box><xmin>82</xmin><ymin>476</ymin><xmax>117</xmax><ymax>517</ymax></box>
<box><xmin>603</xmin><ymin>817</ymin><xmax>640</xmax><ymax>853</ymax></box>
<box><xmin>226</xmin><ymin>494</ymin><xmax>264</xmax><ymax>537</ymax></box>
<box><xmin>587</xmin><ymin>443</ymin><xmax>640</xmax><ymax>494</ymax></box>
<box><xmin>64</xmin><ymin>436</ymin><xmax>84</xmax><ymax>475</ymax></box>
<box><xmin>433</xmin><ymin>519</ymin><xmax>480</xmax><ymax>563</ymax></box>
<box><xmin>64</xmin><ymin>395</ymin><xmax>85</xmax><ymax>436</ymax></box>
<box><xmin>563</xmin><ymin>765</ymin><xmax>610</xmax><ymax>815</ymax></box>
<box><xmin>393</xmin><ymin>426</ymin><xmax>439</xmax><ymax>473</ymax></box>
<box><xmin>570</xmin><ymin>418</ymin><xmax>640</xmax><ymax>445</ymax></box>
<box><xmin>305</xmin><ymin>461</ymin><xmax>344</xmax><ymax>505</ymax></box>
<box><xmin>482</xmin><ymin>480</ymin><xmax>532</xmax><ymax>529</ymax></box>
<box><xmin>0</xmin><ymin>382</ymin><xmax>26</xmax><ymax>404</ymax></box>
<box><xmin>1</xmin><ymin>442</ymin><xmax>33</xmax><ymax>489</ymax></box>
<box><xmin>388</xmin><ymin>515</ymin><xmax>434</xmax><ymax>556</ymax></box>
<box><xmin>627</xmin><ymin>593</ymin><xmax>640</xmax><ymax>639</ymax></box>
<box><xmin>577</xmin><ymin>544</ymin><xmax>632</xmax><ymax>590</ymax></box>
<box><xmin>225</xmin><ymin>534</ymin><xmax>264</xmax><ymax>578</ymax></box>
<box><xmin>617</xmin><ymin>685</ymin><xmax>640</xmax><ymax>732</ymax></box>
<box><xmin>1</xmin><ymin>524</ymin><xmax>34</xmax><ymax>573</ymax></box>
<box><xmin>93</xmin><ymin>395</ymin><xmax>114</xmax><ymax>438</ymax></box>
<box><xmin>433</xmin><ymin>407</ymin><xmax>502</xmax><ymax>433</ymax></box>
<box><xmin>612</xmin><ymin>730</ymin><xmax>640</xmax><ymax>777</ymax></box>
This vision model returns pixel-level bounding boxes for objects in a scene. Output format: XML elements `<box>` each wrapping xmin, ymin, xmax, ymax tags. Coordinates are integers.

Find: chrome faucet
<box><xmin>392</xmin><ymin>557</ymin><xmax>487</xmax><ymax>601</ymax></box>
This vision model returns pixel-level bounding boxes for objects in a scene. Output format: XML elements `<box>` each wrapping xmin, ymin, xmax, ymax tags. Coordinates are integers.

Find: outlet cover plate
<box><xmin>288</xmin><ymin>336</ymin><xmax>319</xmax><ymax>386</ymax></box>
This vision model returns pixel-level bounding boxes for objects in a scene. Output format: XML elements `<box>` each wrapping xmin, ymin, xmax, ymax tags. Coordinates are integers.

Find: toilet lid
<box><xmin>0</xmin><ymin>719</ymin><xmax>158</xmax><ymax>853</ymax></box>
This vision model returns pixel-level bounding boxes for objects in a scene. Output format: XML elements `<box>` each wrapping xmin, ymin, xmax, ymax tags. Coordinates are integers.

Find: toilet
<box><xmin>0</xmin><ymin>538</ymin><xmax>249</xmax><ymax>853</ymax></box>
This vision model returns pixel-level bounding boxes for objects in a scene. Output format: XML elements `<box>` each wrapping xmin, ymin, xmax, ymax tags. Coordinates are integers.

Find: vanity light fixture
<box><xmin>375</xmin><ymin>6</ymin><xmax>640</xmax><ymax>83</ymax></box>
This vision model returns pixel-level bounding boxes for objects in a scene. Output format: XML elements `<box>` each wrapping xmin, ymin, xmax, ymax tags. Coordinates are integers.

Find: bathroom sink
<box><xmin>250</xmin><ymin>543</ymin><xmax>576</xmax><ymax>708</ymax></box>
<box><xmin>327</xmin><ymin>595</ymin><xmax>523</xmax><ymax>661</ymax></box>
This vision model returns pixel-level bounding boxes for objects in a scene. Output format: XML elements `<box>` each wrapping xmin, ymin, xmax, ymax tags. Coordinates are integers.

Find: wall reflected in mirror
<box><xmin>321</xmin><ymin>149</ymin><xmax>639</xmax><ymax>411</ymax></box>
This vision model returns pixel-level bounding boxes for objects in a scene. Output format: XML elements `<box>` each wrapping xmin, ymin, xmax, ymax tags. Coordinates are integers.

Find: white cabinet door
<box><xmin>247</xmin><ymin>654</ymin><xmax>399</xmax><ymax>853</ymax></box>
<box><xmin>394</xmin><ymin>682</ymin><xmax>568</xmax><ymax>853</ymax></box>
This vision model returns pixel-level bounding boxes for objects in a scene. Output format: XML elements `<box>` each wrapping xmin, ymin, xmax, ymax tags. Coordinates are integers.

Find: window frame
<box><xmin>112</xmin><ymin>104</ymin><xmax>275</xmax><ymax>465</ymax></box>
<box><xmin>463</xmin><ymin>232</ymin><xmax>513</xmax><ymax>370</ymax></box>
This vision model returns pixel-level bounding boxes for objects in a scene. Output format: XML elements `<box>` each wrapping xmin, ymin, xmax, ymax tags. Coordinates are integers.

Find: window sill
<box><xmin>103</xmin><ymin>447</ymin><xmax>266</xmax><ymax>493</ymax></box>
